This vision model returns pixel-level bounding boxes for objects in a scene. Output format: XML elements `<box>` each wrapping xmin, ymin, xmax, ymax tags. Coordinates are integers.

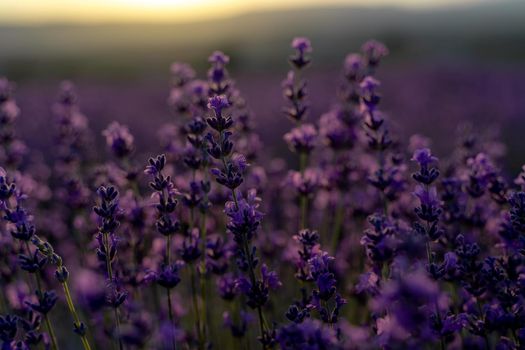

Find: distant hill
<box><xmin>1</xmin><ymin>1</ymin><xmax>524</xmax><ymax>81</ymax></box>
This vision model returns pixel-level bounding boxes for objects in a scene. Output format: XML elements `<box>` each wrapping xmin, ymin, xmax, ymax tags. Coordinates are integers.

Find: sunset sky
<box><xmin>0</xmin><ymin>0</ymin><xmax>489</xmax><ymax>24</ymax></box>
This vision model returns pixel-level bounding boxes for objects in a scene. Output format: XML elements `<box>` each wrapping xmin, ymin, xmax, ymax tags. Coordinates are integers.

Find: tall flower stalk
<box><xmin>5</xmin><ymin>190</ymin><xmax>60</xmax><ymax>349</ymax></box>
<box><xmin>411</xmin><ymin>148</ymin><xmax>446</xmax><ymax>349</ymax></box>
<box><xmin>145</xmin><ymin>154</ymin><xmax>181</xmax><ymax>350</ymax></box>
<box><xmin>207</xmin><ymin>95</ymin><xmax>280</xmax><ymax>348</ymax></box>
<box><xmin>94</xmin><ymin>185</ymin><xmax>126</xmax><ymax>350</ymax></box>
<box><xmin>283</xmin><ymin>37</ymin><xmax>316</xmax><ymax>231</ymax></box>
<box><xmin>0</xmin><ymin>168</ymin><xmax>92</xmax><ymax>350</ymax></box>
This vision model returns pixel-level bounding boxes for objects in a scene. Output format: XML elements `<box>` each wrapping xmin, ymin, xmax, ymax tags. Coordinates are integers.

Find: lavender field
<box><xmin>2</xmin><ymin>2</ymin><xmax>525</xmax><ymax>350</ymax></box>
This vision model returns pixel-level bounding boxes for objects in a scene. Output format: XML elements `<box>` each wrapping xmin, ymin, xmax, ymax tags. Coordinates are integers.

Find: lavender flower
<box><xmin>284</xmin><ymin>124</ymin><xmax>317</xmax><ymax>154</ymax></box>
<box><xmin>208</xmin><ymin>51</ymin><xmax>230</xmax><ymax>95</ymax></box>
<box><xmin>361</xmin><ymin>40</ymin><xmax>389</xmax><ymax>69</ymax></box>
<box><xmin>102</xmin><ymin>122</ymin><xmax>134</xmax><ymax>159</ymax></box>
<box><xmin>93</xmin><ymin>185</ymin><xmax>126</xmax><ymax>349</ymax></box>
<box><xmin>289</xmin><ymin>37</ymin><xmax>312</xmax><ymax>69</ymax></box>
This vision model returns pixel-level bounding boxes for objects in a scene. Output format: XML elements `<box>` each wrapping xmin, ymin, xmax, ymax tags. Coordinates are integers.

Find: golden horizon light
<box><xmin>0</xmin><ymin>0</ymin><xmax>486</xmax><ymax>25</ymax></box>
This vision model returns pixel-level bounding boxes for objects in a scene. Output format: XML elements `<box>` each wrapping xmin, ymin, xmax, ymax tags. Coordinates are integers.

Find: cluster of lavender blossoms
<box><xmin>1</xmin><ymin>36</ymin><xmax>525</xmax><ymax>350</ymax></box>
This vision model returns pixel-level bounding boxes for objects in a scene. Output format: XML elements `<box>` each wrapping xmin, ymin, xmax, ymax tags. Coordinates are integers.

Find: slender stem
<box><xmin>166</xmin><ymin>288</ymin><xmax>176</xmax><ymax>350</ymax></box>
<box><xmin>103</xmin><ymin>233</ymin><xmax>114</xmax><ymax>280</ymax></box>
<box><xmin>330</xmin><ymin>197</ymin><xmax>345</xmax><ymax>254</ymax></box>
<box><xmin>26</xmin><ymin>242</ymin><xmax>59</xmax><ymax>350</ymax></box>
<box><xmin>36</xmin><ymin>275</ymin><xmax>59</xmax><ymax>350</ymax></box>
<box><xmin>199</xmin><ymin>169</ymin><xmax>209</xmax><ymax>347</ymax></box>
<box><xmin>377</xmin><ymin>147</ymin><xmax>389</xmax><ymax>216</ymax></box>
<box><xmin>165</xmin><ymin>235</ymin><xmax>176</xmax><ymax>350</ymax></box>
<box><xmin>190</xmin><ymin>265</ymin><xmax>203</xmax><ymax>349</ymax></box>
<box><xmin>44</xmin><ymin>314</ymin><xmax>59</xmax><ymax>350</ymax></box>
<box><xmin>217</xmin><ymin>117</ymin><xmax>267</xmax><ymax>348</ymax></box>
<box><xmin>299</xmin><ymin>152</ymin><xmax>309</xmax><ymax>230</ymax></box>
<box><xmin>61</xmin><ymin>280</ymin><xmax>92</xmax><ymax>350</ymax></box>
<box><xmin>425</xmin><ymin>230</ymin><xmax>446</xmax><ymax>350</ymax></box>
<box><xmin>166</xmin><ymin>234</ymin><xmax>171</xmax><ymax>264</ymax></box>
<box><xmin>300</xmin><ymin>195</ymin><xmax>307</xmax><ymax>230</ymax></box>
<box><xmin>199</xmin><ymin>274</ymin><xmax>208</xmax><ymax>347</ymax></box>
<box><xmin>242</xmin><ymin>238</ymin><xmax>267</xmax><ymax>349</ymax></box>
<box><xmin>103</xmin><ymin>232</ymin><xmax>122</xmax><ymax>350</ymax></box>
<box><xmin>299</xmin><ymin>152</ymin><xmax>307</xmax><ymax>174</ymax></box>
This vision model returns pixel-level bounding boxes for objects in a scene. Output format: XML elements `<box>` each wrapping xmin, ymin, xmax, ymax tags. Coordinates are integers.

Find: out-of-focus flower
<box><xmin>102</xmin><ymin>122</ymin><xmax>134</xmax><ymax>159</ymax></box>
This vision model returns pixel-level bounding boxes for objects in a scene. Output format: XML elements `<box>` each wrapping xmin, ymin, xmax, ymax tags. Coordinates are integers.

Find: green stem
<box><xmin>190</xmin><ymin>265</ymin><xmax>203</xmax><ymax>349</ymax></box>
<box><xmin>425</xmin><ymin>234</ymin><xmax>446</xmax><ymax>350</ymax></box>
<box><xmin>103</xmin><ymin>232</ymin><xmax>122</xmax><ymax>350</ymax></box>
<box><xmin>299</xmin><ymin>152</ymin><xmax>307</xmax><ymax>174</ymax></box>
<box><xmin>44</xmin><ymin>314</ymin><xmax>59</xmax><ymax>350</ymax></box>
<box><xmin>299</xmin><ymin>152</ymin><xmax>309</xmax><ymax>230</ymax></box>
<box><xmin>37</xmin><ymin>276</ymin><xmax>59</xmax><ymax>350</ymax></box>
<box><xmin>329</xmin><ymin>197</ymin><xmax>345</xmax><ymax>253</ymax></box>
<box><xmin>165</xmin><ymin>235</ymin><xmax>176</xmax><ymax>350</ymax></box>
<box><xmin>199</xmin><ymin>201</ymin><xmax>208</xmax><ymax>345</ymax></box>
<box><xmin>26</xmin><ymin>242</ymin><xmax>59</xmax><ymax>350</ymax></box>
<box><xmin>300</xmin><ymin>195</ymin><xmax>308</xmax><ymax>230</ymax></box>
<box><xmin>241</xmin><ymin>238</ymin><xmax>268</xmax><ymax>349</ymax></box>
<box><xmin>61</xmin><ymin>280</ymin><xmax>92</xmax><ymax>350</ymax></box>
<box><xmin>166</xmin><ymin>288</ymin><xmax>176</xmax><ymax>350</ymax></box>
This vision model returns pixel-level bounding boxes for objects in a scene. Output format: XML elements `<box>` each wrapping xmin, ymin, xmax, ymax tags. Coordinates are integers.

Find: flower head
<box><xmin>344</xmin><ymin>53</ymin><xmax>364</xmax><ymax>80</ymax></box>
<box><xmin>207</xmin><ymin>95</ymin><xmax>230</xmax><ymax>115</ymax></box>
<box><xmin>289</xmin><ymin>37</ymin><xmax>312</xmax><ymax>69</ymax></box>
<box><xmin>156</xmin><ymin>262</ymin><xmax>183</xmax><ymax>289</ymax></box>
<box><xmin>170</xmin><ymin>62</ymin><xmax>195</xmax><ymax>87</ymax></box>
<box><xmin>208</xmin><ymin>51</ymin><xmax>230</xmax><ymax>65</ymax></box>
<box><xmin>291</xmin><ymin>37</ymin><xmax>312</xmax><ymax>54</ymax></box>
<box><xmin>412</xmin><ymin>148</ymin><xmax>438</xmax><ymax>167</ymax></box>
<box><xmin>361</xmin><ymin>40</ymin><xmax>389</xmax><ymax>67</ymax></box>
<box><xmin>102</xmin><ymin>122</ymin><xmax>134</xmax><ymax>159</ymax></box>
<box><xmin>284</xmin><ymin>124</ymin><xmax>317</xmax><ymax>154</ymax></box>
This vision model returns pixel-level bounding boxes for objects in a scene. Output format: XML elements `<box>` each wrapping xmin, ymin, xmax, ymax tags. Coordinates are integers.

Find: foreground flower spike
<box><xmin>93</xmin><ymin>185</ymin><xmax>126</xmax><ymax>350</ymax></box>
<box><xmin>411</xmin><ymin>148</ymin><xmax>443</xmax><ymax>242</ymax></box>
<box><xmin>206</xmin><ymin>91</ymin><xmax>278</xmax><ymax>347</ymax></box>
<box><xmin>207</xmin><ymin>95</ymin><xmax>243</xmax><ymax>192</ymax></box>
<box><xmin>8</xmin><ymin>200</ymin><xmax>60</xmax><ymax>349</ymax></box>
<box><xmin>410</xmin><ymin>149</ymin><xmax>450</xmax><ymax>348</ymax></box>
<box><xmin>0</xmin><ymin>168</ymin><xmax>92</xmax><ymax>350</ymax></box>
<box><xmin>145</xmin><ymin>154</ymin><xmax>181</xmax><ymax>350</ymax></box>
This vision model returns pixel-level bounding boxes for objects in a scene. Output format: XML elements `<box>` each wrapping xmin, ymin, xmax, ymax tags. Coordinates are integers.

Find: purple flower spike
<box><xmin>102</xmin><ymin>122</ymin><xmax>134</xmax><ymax>159</ymax></box>
<box><xmin>207</xmin><ymin>95</ymin><xmax>230</xmax><ymax>116</ymax></box>
<box><xmin>361</xmin><ymin>39</ymin><xmax>389</xmax><ymax>67</ymax></box>
<box><xmin>289</xmin><ymin>37</ymin><xmax>313</xmax><ymax>69</ymax></box>
<box><xmin>412</xmin><ymin>148</ymin><xmax>438</xmax><ymax>167</ymax></box>
<box><xmin>344</xmin><ymin>53</ymin><xmax>364</xmax><ymax>80</ymax></box>
<box><xmin>413</xmin><ymin>185</ymin><xmax>441</xmax><ymax>208</ymax></box>
<box><xmin>208</xmin><ymin>51</ymin><xmax>230</xmax><ymax>65</ymax></box>
<box><xmin>291</xmin><ymin>37</ymin><xmax>312</xmax><ymax>54</ymax></box>
<box><xmin>284</xmin><ymin>124</ymin><xmax>318</xmax><ymax>154</ymax></box>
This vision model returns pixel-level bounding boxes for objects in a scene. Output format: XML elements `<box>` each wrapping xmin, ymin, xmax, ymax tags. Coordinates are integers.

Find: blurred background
<box><xmin>1</xmin><ymin>0</ymin><xmax>525</xmax><ymax>173</ymax></box>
